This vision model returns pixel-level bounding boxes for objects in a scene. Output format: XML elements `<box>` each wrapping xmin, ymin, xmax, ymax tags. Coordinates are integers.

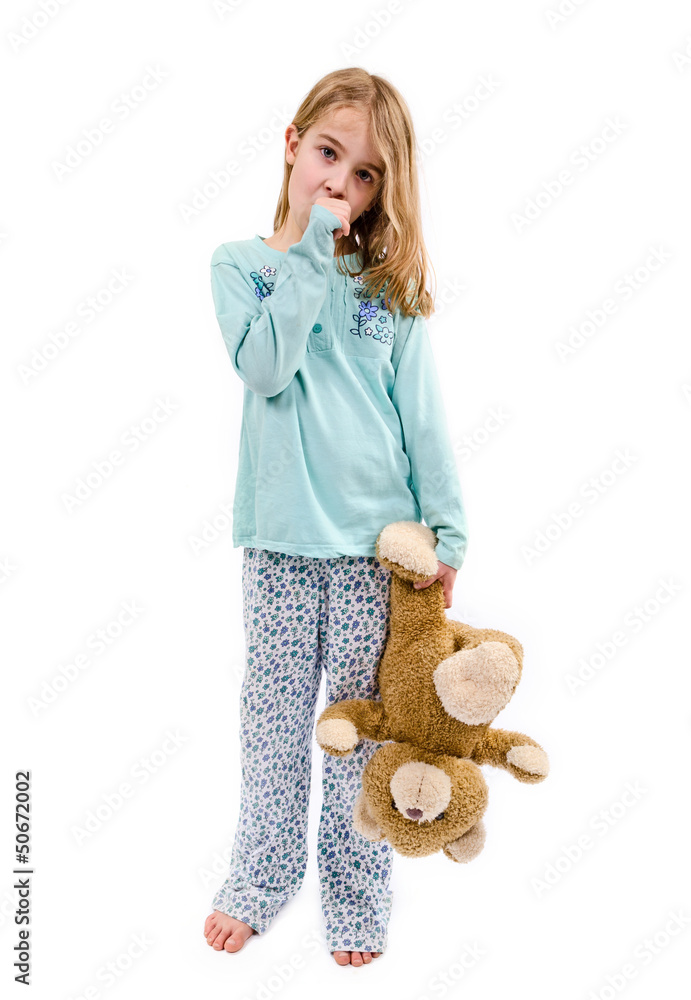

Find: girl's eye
<box><xmin>319</xmin><ymin>147</ymin><xmax>373</xmax><ymax>183</ymax></box>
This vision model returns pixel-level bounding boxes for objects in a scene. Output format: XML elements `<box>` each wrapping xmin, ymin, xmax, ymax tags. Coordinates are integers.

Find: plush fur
<box><xmin>315</xmin><ymin>520</ymin><xmax>549</xmax><ymax>862</ymax></box>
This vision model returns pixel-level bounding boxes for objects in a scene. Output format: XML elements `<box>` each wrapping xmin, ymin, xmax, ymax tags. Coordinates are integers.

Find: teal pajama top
<box><xmin>209</xmin><ymin>202</ymin><xmax>469</xmax><ymax>570</ymax></box>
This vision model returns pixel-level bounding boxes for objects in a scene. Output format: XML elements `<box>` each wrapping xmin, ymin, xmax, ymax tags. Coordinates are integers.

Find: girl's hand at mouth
<box><xmin>314</xmin><ymin>197</ymin><xmax>351</xmax><ymax>240</ymax></box>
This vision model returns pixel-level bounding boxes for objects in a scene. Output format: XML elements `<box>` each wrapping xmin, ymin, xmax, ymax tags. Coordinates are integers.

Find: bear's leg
<box><xmin>443</xmin><ymin>819</ymin><xmax>486</xmax><ymax>863</ymax></box>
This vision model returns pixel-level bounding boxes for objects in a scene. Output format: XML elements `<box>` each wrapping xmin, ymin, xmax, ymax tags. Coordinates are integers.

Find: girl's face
<box><xmin>285</xmin><ymin>106</ymin><xmax>384</xmax><ymax>235</ymax></box>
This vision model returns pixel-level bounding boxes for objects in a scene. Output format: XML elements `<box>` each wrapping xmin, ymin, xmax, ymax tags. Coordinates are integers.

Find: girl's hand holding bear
<box><xmin>414</xmin><ymin>561</ymin><xmax>457</xmax><ymax>609</ymax></box>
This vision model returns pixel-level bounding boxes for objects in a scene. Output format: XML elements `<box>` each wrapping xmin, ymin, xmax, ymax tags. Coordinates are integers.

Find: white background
<box><xmin>2</xmin><ymin>0</ymin><xmax>690</xmax><ymax>997</ymax></box>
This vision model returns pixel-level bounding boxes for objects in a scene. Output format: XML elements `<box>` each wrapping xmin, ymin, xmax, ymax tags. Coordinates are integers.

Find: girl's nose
<box><xmin>326</xmin><ymin>178</ymin><xmax>347</xmax><ymax>199</ymax></box>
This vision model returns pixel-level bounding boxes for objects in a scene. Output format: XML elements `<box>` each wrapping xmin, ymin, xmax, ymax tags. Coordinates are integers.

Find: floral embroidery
<box><xmin>248</xmin><ymin>264</ymin><xmax>394</xmax><ymax>346</ymax></box>
<box><xmin>349</xmin><ymin>274</ymin><xmax>394</xmax><ymax>346</ymax></box>
<box><xmin>251</xmin><ymin>265</ymin><xmax>276</xmax><ymax>301</ymax></box>
<box><xmin>350</xmin><ymin>296</ymin><xmax>394</xmax><ymax>346</ymax></box>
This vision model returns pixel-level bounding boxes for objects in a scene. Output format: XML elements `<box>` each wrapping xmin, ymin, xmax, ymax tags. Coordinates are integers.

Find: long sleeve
<box><xmin>210</xmin><ymin>203</ymin><xmax>342</xmax><ymax>396</ymax></box>
<box><xmin>390</xmin><ymin>312</ymin><xmax>469</xmax><ymax>571</ymax></box>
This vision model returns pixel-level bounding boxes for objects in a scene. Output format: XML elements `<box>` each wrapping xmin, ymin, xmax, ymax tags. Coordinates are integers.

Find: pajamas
<box><xmin>211</xmin><ymin>546</ymin><xmax>395</xmax><ymax>953</ymax></box>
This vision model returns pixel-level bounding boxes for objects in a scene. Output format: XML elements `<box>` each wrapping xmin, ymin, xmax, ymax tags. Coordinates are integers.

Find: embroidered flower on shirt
<box><xmin>350</xmin><ymin>289</ymin><xmax>394</xmax><ymax>346</ymax></box>
<box><xmin>372</xmin><ymin>322</ymin><xmax>394</xmax><ymax>345</ymax></box>
<box><xmin>251</xmin><ymin>267</ymin><xmax>275</xmax><ymax>301</ymax></box>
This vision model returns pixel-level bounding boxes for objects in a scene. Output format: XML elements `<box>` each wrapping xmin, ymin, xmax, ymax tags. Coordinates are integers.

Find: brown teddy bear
<box><xmin>315</xmin><ymin>521</ymin><xmax>549</xmax><ymax>863</ymax></box>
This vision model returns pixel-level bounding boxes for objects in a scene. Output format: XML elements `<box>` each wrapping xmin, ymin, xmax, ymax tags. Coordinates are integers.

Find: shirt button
<box><xmin>312</xmin><ymin>323</ymin><xmax>322</xmax><ymax>333</ymax></box>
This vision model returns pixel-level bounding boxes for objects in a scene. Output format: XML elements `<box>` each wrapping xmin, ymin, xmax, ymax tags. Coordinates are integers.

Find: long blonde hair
<box><xmin>271</xmin><ymin>67</ymin><xmax>436</xmax><ymax>319</ymax></box>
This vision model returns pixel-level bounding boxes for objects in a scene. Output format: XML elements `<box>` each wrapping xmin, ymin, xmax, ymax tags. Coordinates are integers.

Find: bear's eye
<box><xmin>391</xmin><ymin>799</ymin><xmax>396</xmax><ymax>809</ymax></box>
<box><xmin>435</xmin><ymin>811</ymin><xmax>445</xmax><ymax>821</ymax></box>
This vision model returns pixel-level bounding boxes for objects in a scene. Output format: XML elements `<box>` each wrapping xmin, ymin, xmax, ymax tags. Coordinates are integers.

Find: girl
<box><xmin>203</xmin><ymin>67</ymin><xmax>469</xmax><ymax>968</ymax></box>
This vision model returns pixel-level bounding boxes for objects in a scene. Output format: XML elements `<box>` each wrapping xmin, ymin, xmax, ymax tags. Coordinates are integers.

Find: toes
<box><xmin>224</xmin><ymin>923</ymin><xmax>256</xmax><ymax>952</ymax></box>
<box><xmin>206</xmin><ymin>922</ymin><xmax>224</xmax><ymax>947</ymax></box>
<box><xmin>223</xmin><ymin>932</ymin><xmax>242</xmax><ymax>953</ymax></box>
<box><xmin>332</xmin><ymin>948</ymin><xmax>381</xmax><ymax>966</ymax></box>
<box><xmin>212</xmin><ymin>927</ymin><xmax>230</xmax><ymax>950</ymax></box>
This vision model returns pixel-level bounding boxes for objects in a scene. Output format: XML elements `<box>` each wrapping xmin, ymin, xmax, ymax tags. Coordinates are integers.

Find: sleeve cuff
<box><xmin>434</xmin><ymin>537</ymin><xmax>467</xmax><ymax>572</ymax></box>
<box><xmin>308</xmin><ymin>202</ymin><xmax>343</xmax><ymax>231</ymax></box>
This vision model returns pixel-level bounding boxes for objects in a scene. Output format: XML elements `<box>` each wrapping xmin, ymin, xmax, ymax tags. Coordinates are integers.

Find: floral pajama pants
<box><xmin>211</xmin><ymin>546</ymin><xmax>395</xmax><ymax>953</ymax></box>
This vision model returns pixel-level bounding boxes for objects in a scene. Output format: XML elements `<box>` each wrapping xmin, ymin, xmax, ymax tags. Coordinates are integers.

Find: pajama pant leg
<box><xmin>211</xmin><ymin>547</ymin><xmax>324</xmax><ymax>933</ymax></box>
<box><xmin>211</xmin><ymin>547</ymin><xmax>395</xmax><ymax>951</ymax></box>
<box><xmin>317</xmin><ymin>555</ymin><xmax>394</xmax><ymax>954</ymax></box>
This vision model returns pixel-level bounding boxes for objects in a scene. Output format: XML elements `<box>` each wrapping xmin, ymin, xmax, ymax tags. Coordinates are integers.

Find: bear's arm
<box><xmin>315</xmin><ymin>699</ymin><xmax>390</xmax><ymax>756</ymax></box>
<box><xmin>470</xmin><ymin>728</ymin><xmax>549</xmax><ymax>784</ymax></box>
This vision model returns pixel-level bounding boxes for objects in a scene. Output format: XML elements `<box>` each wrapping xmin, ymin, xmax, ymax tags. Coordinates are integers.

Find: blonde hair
<box><xmin>271</xmin><ymin>67</ymin><xmax>436</xmax><ymax>319</ymax></box>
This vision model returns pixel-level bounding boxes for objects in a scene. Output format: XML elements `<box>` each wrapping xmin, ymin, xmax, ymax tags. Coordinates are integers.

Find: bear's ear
<box><xmin>376</xmin><ymin>521</ymin><xmax>439</xmax><ymax>581</ymax></box>
<box><xmin>434</xmin><ymin>641</ymin><xmax>521</xmax><ymax>725</ymax></box>
<box><xmin>353</xmin><ymin>789</ymin><xmax>385</xmax><ymax>841</ymax></box>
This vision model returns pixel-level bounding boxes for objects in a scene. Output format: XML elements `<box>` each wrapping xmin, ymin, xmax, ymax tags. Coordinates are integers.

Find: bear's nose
<box><xmin>406</xmin><ymin>808</ymin><xmax>423</xmax><ymax>820</ymax></box>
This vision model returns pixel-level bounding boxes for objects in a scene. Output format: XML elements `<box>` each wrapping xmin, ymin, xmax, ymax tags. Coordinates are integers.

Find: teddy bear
<box><xmin>315</xmin><ymin>520</ymin><xmax>549</xmax><ymax>863</ymax></box>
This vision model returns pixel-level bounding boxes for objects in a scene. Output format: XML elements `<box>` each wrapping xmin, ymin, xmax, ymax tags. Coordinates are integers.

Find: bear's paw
<box><xmin>376</xmin><ymin>521</ymin><xmax>439</xmax><ymax>578</ymax></box>
<box><xmin>353</xmin><ymin>789</ymin><xmax>385</xmax><ymax>841</ymax></box>
<box><xmin>316</xmin><ymin>718</ymin><xmax>359</xmax><ymax>754</ymax></box>
<box><xmin>442</xmin><ymin>819</ymin><xmax>486</xmax><ymax>863</ymax></box>
<box><xmin>506</xmin><ymin>744</ymin><xmax>549</xmax><ymax>776</ymax></box>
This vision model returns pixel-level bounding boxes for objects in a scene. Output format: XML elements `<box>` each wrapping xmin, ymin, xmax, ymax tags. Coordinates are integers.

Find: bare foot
<box><xmin>204</xmin><ymin>911</ymin><xmax>257</xmax><ymax>953</ymax></box>
<box><xmin>332</xmin><ymin>950</ymin><xmax>382</xmax><ymax>966</ymax></box>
